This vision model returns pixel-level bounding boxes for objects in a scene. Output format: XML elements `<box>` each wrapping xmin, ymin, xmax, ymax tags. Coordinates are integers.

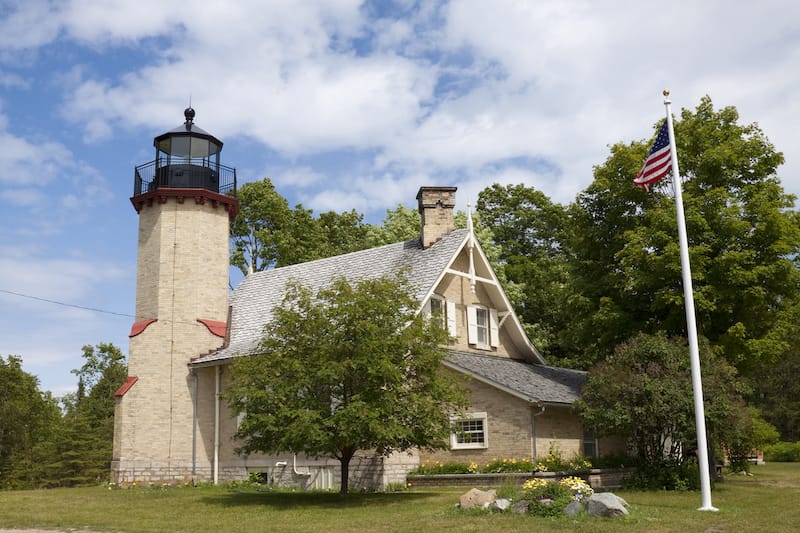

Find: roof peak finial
<box><xmin>184</xmin><ymin>106</ymin><xmax>195</xmax><ymax>125</ymax></box>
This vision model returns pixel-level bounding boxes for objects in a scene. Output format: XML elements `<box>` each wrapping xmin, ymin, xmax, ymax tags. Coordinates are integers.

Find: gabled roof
<box><xmin>444</xmin><ymin>350</ymin><xmax>586</xmax><ymax>406</ymax></box>
<box><xmin>192</xmin><ymin>229</ymin><xmax>471</xmax><ymax>366</ymax></box>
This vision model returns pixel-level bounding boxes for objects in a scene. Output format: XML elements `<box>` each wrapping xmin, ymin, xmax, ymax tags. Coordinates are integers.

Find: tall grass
<box><xmin>0</xmin><ymin>463</ymin><xmax>798</xmax><ymax>532</ymax></box>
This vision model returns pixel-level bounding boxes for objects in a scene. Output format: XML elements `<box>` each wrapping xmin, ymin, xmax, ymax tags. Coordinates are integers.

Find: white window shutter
<box><xmin>489</xmin><ymin>308</ymin><xmax>499</xmax><ymax>348</ymax></box>
<box><xmin>466</xmin><ymin>305</ymin><xmax>478</xmax><ymax>344</ymax></box>
<box><xmin>446</xmin><ymin>300</ymin><xmax>457</xmax><ymax>337</ymax></box>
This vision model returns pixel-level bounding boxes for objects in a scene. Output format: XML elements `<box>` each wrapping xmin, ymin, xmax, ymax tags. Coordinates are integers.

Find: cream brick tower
<box><xmin>111</xmin><ymin>108</ymin><xmax>238</xmax><ymax>484</ymax></box>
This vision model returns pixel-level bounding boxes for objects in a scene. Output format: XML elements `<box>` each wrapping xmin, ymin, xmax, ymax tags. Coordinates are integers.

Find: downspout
<box><xmin>214</xmin><ymin>365</ymin><xmax>220</xmax><ymax>485</ymax></box>
<box><xmin>191</xmin><ymin>368</ymin><xmax>198</xmax><ymax>480</ymax></box>
<box><xmin>530</xmin><ymin>405</ymin><xmax>546</xmax><ymax>461</ymax></box>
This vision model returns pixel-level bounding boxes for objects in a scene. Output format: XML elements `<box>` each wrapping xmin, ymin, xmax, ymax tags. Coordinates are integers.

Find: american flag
<box><xmin>633</xmin><ymin>120</ymin><xmax>672</xmax><ymax>190</ymax></box>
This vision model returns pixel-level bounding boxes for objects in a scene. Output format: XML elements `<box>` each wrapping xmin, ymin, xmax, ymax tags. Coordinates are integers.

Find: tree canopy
<box><xmin>231</xmin><ymin>178</ymin><xmax>374</xmax><ymax>274</ymax></box>
<box><xmin>0</xmin><ymin>344</ymin><xmax>127</xmax><ymax>488</ymax></box>
<box><xmin>477</xmin><ymin>97</ymin><xmax>800</xmax><ymax>375</ymax></box>
<box><xmin>225</xmin><ymin>274</ymin><xmax>467</xmax><ymax>495</ymax></box>
<box><xmin>0</xmin><ymin>355</ymin><xmax>61</xmax><ymax>488</ymax></box>
<box><xmin>58</xmin><ymin>343</ymin><xmax>127</xmax><ymax>485</ymax></box>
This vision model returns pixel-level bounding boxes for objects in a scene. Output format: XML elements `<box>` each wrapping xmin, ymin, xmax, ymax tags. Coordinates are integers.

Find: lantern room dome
<box><xmin>133</xmin><ymin>108</ymin><xmax>237</xmax><ymax>199</ymax></box>
<box><xmin>154</xmin><ymin>107</ymin><xmax>223</xmax><ymax>161</ymax></box>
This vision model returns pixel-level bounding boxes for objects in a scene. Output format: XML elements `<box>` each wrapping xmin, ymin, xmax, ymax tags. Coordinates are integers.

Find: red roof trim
<box><xmin>131</xmin><ymin>188</ymin><xmax>239</xmax><ymax>220</ymax></box>
<box><xmin>114</xmin><ymin>376</ymin><xmax>138</xmax><ymax>397</ymax></box>
<box><xmin>197</xmin><ymin>318</ymin><xmax>227</xmax><ymax>338</ymax></box>
<box><xmin>129</xmin><ymin>319</ymin><xmax>157</xmax><ymax>337</ymax></box>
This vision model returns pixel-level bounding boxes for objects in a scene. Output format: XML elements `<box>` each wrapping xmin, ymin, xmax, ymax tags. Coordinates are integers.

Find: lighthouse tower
<box><xmin>112</xmin><ymin>108</ymin><xmax>238</xmax><ymax>484</ymax></box>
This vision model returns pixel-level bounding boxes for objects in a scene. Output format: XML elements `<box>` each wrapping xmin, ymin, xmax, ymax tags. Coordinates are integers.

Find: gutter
<box><xmin>530</xmin><ymin>404</ymin><xmax>546</xmax><ymax>460</ymax></box>
<box><xmin>214</xmin><ymin>365</ymin><xmax>220</xmax><ymax>484</ymax></box>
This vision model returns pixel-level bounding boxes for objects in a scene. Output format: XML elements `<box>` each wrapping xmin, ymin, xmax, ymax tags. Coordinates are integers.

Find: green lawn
<box><xmin>1</xmin><ymin>463</ymin><xmax>799</xmax><ymax>532</ymax></box>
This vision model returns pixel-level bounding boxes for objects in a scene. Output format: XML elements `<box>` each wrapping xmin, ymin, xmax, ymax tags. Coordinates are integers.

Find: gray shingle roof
<box><xmin>444</xmin><ymin>350</ymin><xmax>586</xmax><ymax>405</ymax></box>
<box><xmin>191</xmin><ymin>229</ymin><xmax>469</xmax><ymax>366</ymax></box>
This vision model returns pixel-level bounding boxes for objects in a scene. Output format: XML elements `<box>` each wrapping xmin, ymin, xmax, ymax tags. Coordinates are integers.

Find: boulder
<box><xmin>586</xmin><ymin>492</ymin><xmax>629</xmax><ymax>517</ymax></box>
<box><xmin>510</xmin><ymin>500</ymin><xmax>531</xmax><ymax>514</ymax></box>
<box><xmin>459</xmin><ymin>488</ymin><xmax>497</xmax><ymax>510</ymax></box>
<box><xmin>489</xmin><ymin>498</ymin><xmax>512</xmax><ymax>512</ymax></box>
<box><xmin>563</xmin><ymin>499</ymin><xmax>585</xmax><ymax>517</ymax></box>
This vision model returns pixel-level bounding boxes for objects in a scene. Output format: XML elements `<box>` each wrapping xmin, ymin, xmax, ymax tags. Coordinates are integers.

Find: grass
<box><xmin>0</xmin><ymin>463</ymin><xmax>798</xmax><ymax>532</ymax></box>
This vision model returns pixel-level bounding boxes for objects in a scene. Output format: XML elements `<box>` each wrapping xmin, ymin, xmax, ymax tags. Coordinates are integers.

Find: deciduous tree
<box><xmin>226</xmin><ymin>275</ymin><xmax>467</xmax><ymax>496</ymax></box>
<box><xmin>555</xmin><ymin>96</ymin><xmax>800</xmax><ymax>371</ymax></box>
<box><xmin>576</xmin><ymin>333</ymin><xmax>748</xmax><ymax>485</ymax></box>
<box><xmin>231</xmin><ymin>178</ymin><xmax>374</xmax><ymax>274</ymax></box>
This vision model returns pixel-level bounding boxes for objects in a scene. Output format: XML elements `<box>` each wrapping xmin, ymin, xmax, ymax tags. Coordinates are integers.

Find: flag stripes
<box><xmin>633</xmin><ymin>120</ymin><xmax>672</xmax><ymax>189</ymax></box>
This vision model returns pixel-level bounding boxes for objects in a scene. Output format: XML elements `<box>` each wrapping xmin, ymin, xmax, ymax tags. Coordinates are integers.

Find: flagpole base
<box><xmin>698</xmin><ymin>505</ymin><xmax>719</xmax><ymax>512</ymax></box>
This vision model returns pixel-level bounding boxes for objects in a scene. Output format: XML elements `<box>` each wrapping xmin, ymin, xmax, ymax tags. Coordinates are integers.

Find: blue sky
<box><xmin>1</xmin><ymin>0</ymin><xmax>799</xmax><ymax>395</ymax></box>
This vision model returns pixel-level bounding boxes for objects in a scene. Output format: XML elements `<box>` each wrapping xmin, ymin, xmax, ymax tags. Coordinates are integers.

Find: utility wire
<box><xmin>0</xmin><ymin>287</ymin><xmax>259</xmax><ymax>333</ymax></box>
<box><xmin>0</xmin><ymin>288</ymin><xmax>135</xmax><ymax>318</ymax></box>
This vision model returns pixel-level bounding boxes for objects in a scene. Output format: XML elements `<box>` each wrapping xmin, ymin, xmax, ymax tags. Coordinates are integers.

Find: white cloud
<box><xmin>0</xmin><ymin>246</ymin><xmax>126</xmax><ymax>309</ymax></box>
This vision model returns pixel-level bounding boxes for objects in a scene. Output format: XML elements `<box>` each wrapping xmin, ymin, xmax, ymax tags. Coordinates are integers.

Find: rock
<box><xmin>510</xmin><ymin>500</ymin><xmax>531</xmax><ymax>514</ymax></box>
<box><xmin>564</xmin><ymin>499</ymin><xmax>584</xmax><ymax>517</ymax></box>
<box><xmin>586</xmin><ymin>492</ymin><xmax>629</xmax><ymax>517</ymax></box>
<box><xmin>489</xmin><ymin>498</ymin><xmax>512</xmax><ymax>512</ymax></box>
<box><xmin>459</xmin><ymin>488</ymin><xmax>497</xmax><ymax>510</ymax></box>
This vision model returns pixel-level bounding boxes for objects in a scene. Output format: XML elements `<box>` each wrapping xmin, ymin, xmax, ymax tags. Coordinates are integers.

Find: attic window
<box><xmin>430</xmin><ymin>296</ymin><xmax>445</xmax><ymax>328</ymax></box>
<box><xmin>451</xmin><ymin>412</ymin><xmax>488</xmax><ymax>450</ymax></box>
<box><xmin>467</xmin><ymin>305</ymin><xmax>499</xmax><ymax>349</ymax></box>
<box><xmin>424</xmin><ymin>296</ymin><xmax>457</xmax><ymax>338</ymax></box>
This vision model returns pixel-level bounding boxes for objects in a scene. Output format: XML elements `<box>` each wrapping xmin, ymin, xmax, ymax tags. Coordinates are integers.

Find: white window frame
<box><xmin>466</xmin><ymin>305</ymin><xmax>499</xmax><ymax>349</ymax></box>
<box><xmin>450</xmin><ymin>412</ymin><xmax>489</xmax><ymax>450</ymax></box>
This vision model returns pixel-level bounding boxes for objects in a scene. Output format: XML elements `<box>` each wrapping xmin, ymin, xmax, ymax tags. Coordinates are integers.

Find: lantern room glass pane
<box><xmin>171</xmin><ymin>137</ymin><xmax>191</xmax><ymax>160</ymax></box>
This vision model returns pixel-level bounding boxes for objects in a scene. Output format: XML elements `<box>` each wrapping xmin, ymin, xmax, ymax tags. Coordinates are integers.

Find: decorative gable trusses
<box><xmin>466</xmin><ymin>202</ymin><xmax>477</xmax><ymax>293</ymax></box>
<box><xmin>419</xmin><ymin>200</ymin><xmax>545</xmax><ymax>365</ymax></box>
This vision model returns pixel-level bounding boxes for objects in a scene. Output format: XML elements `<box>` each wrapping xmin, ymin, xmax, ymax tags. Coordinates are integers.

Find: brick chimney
<box><xmin>417</xmin><ymin>186</ymin><xmax>457</xmax><ymax>249</ymax></box>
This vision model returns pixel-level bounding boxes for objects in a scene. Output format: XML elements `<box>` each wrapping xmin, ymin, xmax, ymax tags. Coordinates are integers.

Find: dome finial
<box><xmin>184</xmin><ymin>107</ymin><xmax>195</xmax><ymax>125</ymax></box>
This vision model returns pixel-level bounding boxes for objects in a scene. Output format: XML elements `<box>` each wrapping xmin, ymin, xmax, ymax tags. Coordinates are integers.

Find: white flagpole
<box><xmin>662</xmin><ymin>89</ymin><xmax>718</xmax><ymax>512</ymax></box>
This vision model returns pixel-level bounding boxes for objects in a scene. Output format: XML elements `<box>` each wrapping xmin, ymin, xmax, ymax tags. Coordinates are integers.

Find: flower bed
<box><xmin>407</xmin><ymin>467</ymin><xmax>635</xmax><ymax>489</ymax></box>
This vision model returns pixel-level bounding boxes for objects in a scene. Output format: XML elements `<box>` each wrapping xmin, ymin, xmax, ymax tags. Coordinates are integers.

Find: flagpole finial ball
<box><xmin>663</xmin><ymin>89</ymin><xmax>670</xmax><ymax>97</ymax></box>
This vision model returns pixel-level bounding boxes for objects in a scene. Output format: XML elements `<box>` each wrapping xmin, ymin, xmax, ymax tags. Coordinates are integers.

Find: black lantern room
<box><xmin>133</xmin><ymin>108</ymin><xmax>236</xmax><ymax>197</ymax></box>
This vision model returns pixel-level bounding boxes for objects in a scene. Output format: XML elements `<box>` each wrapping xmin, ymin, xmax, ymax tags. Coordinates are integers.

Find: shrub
<box><xmin>482</xmin><ymin>457</ymin><xmax>535</xmax><ymax>473</ymax></box>
<box><xmin>521</xmin><ymin>476</ymin><xmax>593</xmax><ymax>517</ymax></box>
<box><xmin>522</xmin><ymin>478</ymin><xmax>573</xmax><ymax>516</ymax></box>
<box><xmin>558</xmin><ymin>476</ymin><xmax>594</xmax><ymax>501</ymax></box>
<box><xmin>623</xmin><ymin>461</ymin><xmax>701</xmax><ymax>491</ymax></box>
<box><xmin>411</xmin><ymin>457</ymin><xmax>535</xmax><ymax>475</ymax></box>
<box><xmin>537</xmin><ymin>441</ymin><xmax>593</xmax><ymax>472</ymax></box>
<box><xmin>763</xmin><ymin>441</ymin><xmax>800</xmax><ymax>462</ymax></box>
<box><xmin>413</xmin><ymin>461</ymin><xmax>472</xmax><ymax>475</ymax></box>
<box><xmin>591</xmin><ymin>452</ymin><xmax>631</xmax><ymax>469</ymax></box>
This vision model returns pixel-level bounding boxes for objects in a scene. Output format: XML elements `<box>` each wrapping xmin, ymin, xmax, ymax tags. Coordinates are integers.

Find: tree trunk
<box><xmin>339</xmin><ymin>448</ymin><xmax>355</xmax><ymax>497</ymax></box>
